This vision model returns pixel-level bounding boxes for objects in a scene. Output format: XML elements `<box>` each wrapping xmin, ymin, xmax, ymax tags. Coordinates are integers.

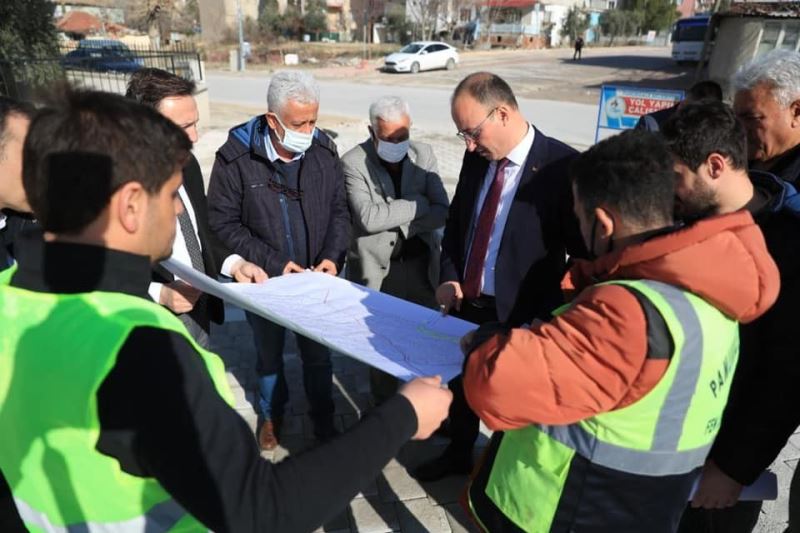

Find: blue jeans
<box><xmin>246</xmin><ymin>312</ymin><xmax>335</xmax><ymax>435</ymax></box>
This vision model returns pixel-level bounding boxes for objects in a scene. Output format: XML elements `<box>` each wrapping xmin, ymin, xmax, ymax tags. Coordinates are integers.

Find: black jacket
<box><xmin>710</xmin><ymin>168</ymin><xmax>800</xmax><ymax>485</ymax></box>
<box><xmin>0</xmin><ymin>237</ymin><xmax>418</xmax><ymax>533</ymax></box>
<box><xmin>153</xmin><ymin>154</ymin><xmax>227</xmax><ymax>324</ymax></box>
<box><xmin>207</xmin><ymin>116</ymin><xmax>350</xmax><ymax>277</ymax></box>
<box><xmin>440</xmin><ymin>127</ymin><xmax>586</xmax><ymax>326</ymax></box>
<box><xmin>0</xmin><ymin>210</ymin><xmax>36</xmax><ymax>270</ymax></box>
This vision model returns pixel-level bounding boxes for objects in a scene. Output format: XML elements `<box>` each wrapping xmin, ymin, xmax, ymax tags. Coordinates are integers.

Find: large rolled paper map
<box><xmin>164</xmin><ymin>259</ymin><xmax>476</xmax><ymax>382</ymax></box>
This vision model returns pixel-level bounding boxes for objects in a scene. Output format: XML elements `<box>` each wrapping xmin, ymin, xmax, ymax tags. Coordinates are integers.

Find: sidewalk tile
<box><xmin>349</xmin><ymin>497</ymin><xmax>399</xmax><ymax>532</ymax></box>
<box><xmin>377</xmin><ymin>467</ymin><xmax>427</xmax><ymax>503</ymax></box>
<box><xmin>396</xmin><ymin>499</ymin><xmax>451</xmax><ymax>533</ymax></box>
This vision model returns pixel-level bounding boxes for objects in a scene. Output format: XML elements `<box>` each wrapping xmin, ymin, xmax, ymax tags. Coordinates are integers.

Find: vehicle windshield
<box><xmin>672</xmin><ymin>21</ymin><xmax>708</xmax><ymax>42</ymax></box>
<box><xmin>399</xmin><ymin>44</ymin><xmax>424</xmax><ymax>54</ymax></box>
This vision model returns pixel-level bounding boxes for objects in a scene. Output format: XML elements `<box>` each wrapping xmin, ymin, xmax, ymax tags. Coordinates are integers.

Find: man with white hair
<box><xmin>733</xmin><ymin>49</ymin><xmax>800</xmax><ymax>182</ymax></box>
<box><xmin>342</xmin><ymin>96</ymin><xmax>449</xmax><ymax>404</ymax></box>
<box><xmin>208</xmin><ymin>71</ymin><xmax>351</xmax><ymax>451</ymax></box>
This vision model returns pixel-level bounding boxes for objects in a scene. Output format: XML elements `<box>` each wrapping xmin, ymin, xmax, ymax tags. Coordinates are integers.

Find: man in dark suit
<box><xmin>126</xmin><ymin>69</ymin><xmax>266</xmax><ymax>348</ymax></box>
<box><xmin>413</xmin><ymin>72</ymin><xmax>586</xmax><ymax>481</ymax></box>
<box><xmin>0</xmin><ymin>97</ymin><xmax>36</xmax><ymax>271</ymax></box>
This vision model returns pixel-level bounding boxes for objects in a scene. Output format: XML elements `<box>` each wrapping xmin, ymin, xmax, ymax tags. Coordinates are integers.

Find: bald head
<box><xmin>451</xmin><ymin>72</ymin><xmax>519</xmax><ymax>110</ymax></box>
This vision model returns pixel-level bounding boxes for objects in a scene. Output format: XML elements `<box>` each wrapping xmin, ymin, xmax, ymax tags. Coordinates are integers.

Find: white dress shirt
<box><xmin>466</xmin><ymin>124</ymin><xmax>535</xmax><ymax>297</ymax></box>
<box><xmin>0</xmin><ymin>213</ymin><xmax>6</xmax><ymax>231</ymax></box>
<box><xmin>148</xmin><ymin>184</ymin><xmax>243</xmax><ymax>303</ymax></box>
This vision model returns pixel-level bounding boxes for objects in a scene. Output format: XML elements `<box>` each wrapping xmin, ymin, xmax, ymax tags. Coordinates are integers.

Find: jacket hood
<box><xmin>566</xmin><ymin>211</ymin><xmax>780</xmax><ymax>324</ymax></box>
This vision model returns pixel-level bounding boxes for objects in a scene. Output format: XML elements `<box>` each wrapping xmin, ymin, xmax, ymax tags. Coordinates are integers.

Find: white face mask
<box><xmin>273</xmin><ymin>113</ymin><xmax>315</xmax><ymax>154</ymax></box>
<box><xmin>376</xmin><ymin>138</ymin><xmax>410</xmax><ymax>163</ymax></box>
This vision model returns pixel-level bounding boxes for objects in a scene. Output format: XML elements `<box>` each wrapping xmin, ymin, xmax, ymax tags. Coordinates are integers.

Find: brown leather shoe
<box><xmin>258</xmin><ymin>420</ymin><xmax>280</xmax><ymax>451</ymax></box>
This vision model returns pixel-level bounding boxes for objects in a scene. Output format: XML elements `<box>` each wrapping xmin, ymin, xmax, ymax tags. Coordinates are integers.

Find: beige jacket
<box><xmin>342</xmin><ymin>139</ymin><xmax>449</xmax><ymax>290</ymax></box>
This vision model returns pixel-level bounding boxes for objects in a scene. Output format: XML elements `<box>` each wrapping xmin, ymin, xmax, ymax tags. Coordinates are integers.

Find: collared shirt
<box><xmin>265</xmin><ymin>129</ymin><xmax>305</xmax><ymax>163</ymax></box>
<box><xmin>467</xmin><ymin>124</ymin><xmax>535</xmax><ymax>297</ymax></box>
<box><xmin>0</xmin><ymin>213</ymin><xmax>6</xmax><ymax>231</ymax></box>
<box><xmin>148</xmin><ymin>170</ymin><xmax>243</xmax><ymax>303</ymax></box>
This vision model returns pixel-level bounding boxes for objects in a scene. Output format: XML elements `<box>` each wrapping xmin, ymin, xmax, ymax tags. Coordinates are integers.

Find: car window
<box><xmin>429</xmin><ymin>44</ymin><xmax>446</xmax><ymax>52</ymax></box>
<box><xmin>399</xmin><ymin>44</ymin><xmax>424</xmax><ymax>54</ymax></box>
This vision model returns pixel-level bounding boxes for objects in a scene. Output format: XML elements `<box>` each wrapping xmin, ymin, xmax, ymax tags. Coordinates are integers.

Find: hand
<box><xmin>159</xmin><ymin>281</ymin><xmax>202</xmax><ymax>314</ymax></box>
<box><xmin>691</xmin><ymin>459</ymin><xmax>743</xmax><ymax>509</ymax></box>
<box><xmin>230</xmin><ymin>259</ymin><xmax>268</xmax><ymax>283</ymax></box>
<box><xmin>436</xmin><ymin>281</ymin><xmax>463</xmax><ymax>314</ymax></box>
<box><xmin>460</xmin><ymin>330</ymin><xmax>476</xmax><ymax>355</ymax></box>
<box><xmin>283</xmin><ymin>261</ymin><xmax>305</xmax><ymax>274</ymax></box>
<box><xmin>313</xmin><ymin>259</ymin><xmax>338</xmax><ymax>276</ymax></box>
<box><xmin>399</xmin><ymin>376</ymin><xmax>453</xmax><ymax>440</ymax></box>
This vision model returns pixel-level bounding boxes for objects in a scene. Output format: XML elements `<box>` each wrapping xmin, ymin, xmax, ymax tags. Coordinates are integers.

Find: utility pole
<box><xmin>236</xmin><ymin>0</ymin><xmax>246</xmax><ymax>71</ymax></box>
<box><xmin>694</xmin><ymin>0</ymin><xmax>721</xmax><ymax>82</ymax></box>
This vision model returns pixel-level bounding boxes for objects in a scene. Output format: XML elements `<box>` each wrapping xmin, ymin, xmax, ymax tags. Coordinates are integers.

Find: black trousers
<box><xmin>446</xmin><ymin>299</ymin><xmax>499</xmax><ymax>457</ymax></box>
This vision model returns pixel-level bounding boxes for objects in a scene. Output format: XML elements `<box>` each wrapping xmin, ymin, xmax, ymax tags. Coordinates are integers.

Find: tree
<box><xmin>560</xmin><ymin>6</ymin><xmax>590</xmax><ymax>41</ymax></box>
<box><xmin>599</xmin><ymin>9</ymin><xmax>642</xmax><ymax>44</ymax></box>
<box><xmin>302</xmin><ymin>0</ymin><xmax>329</xmax><ymax>36</ymax></box>
<box><xmin>0</xmin><ymin>0</ymin><xmax>58</xmax><ymax>59</ymax></box>
<box><xmin>618</xmin><ymin>0</ymin><xmax>678</xmax><ymax>32</ymax></box>
<box><xmin>0</xmin><ymin>0</ymin><xmax>60</xmax><ymax>97</ymax></box>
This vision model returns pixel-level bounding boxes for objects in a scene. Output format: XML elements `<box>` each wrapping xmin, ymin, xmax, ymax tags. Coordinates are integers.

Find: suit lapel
<box><xmin>400</xmin><ymin>147</ymin><xmax>417</xmax><ymax>197</ymax></box>
<box><xmin>496</xmin><ymin>128</ymin><xmax>549</xmax><ymax>266</ymax></box>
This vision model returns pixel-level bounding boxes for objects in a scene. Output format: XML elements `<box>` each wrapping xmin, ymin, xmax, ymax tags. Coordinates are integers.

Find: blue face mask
<box><xmin>273</xmin><ymin>113</ymin><xmax>315</xmax><ymax>154</ymax></box>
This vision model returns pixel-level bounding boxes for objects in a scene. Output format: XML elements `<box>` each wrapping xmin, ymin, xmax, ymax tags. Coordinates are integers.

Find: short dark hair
<box><xmin>571</xmin><ymin>130</ymin><xmax>675</xmax><ymax>227</ymax></box>
<box><xmin>452</xmin><ymin>72</ymin><xmax>519</xmax><ymax>110</ymax></box>
<box><xmin>661</xmin><ymin>101</ymin><xmax>747</xmax><ymax>172</ymax></box>
<box><xmin>0</xmin><ymin>96</ymin><xmax>34</xmax><ymax>153</ymax></box>
<box><xmin>125</xmin><ymin>68</ymin><xmax>196</xmax><ymax>109</ymax></box>
<box><xmin>688</xmin><ymin>80</ymin><xmax>723</xmax><ymax>102</ymax></box>
<box><xmin>23</xmin><ymin>90</ymin><xmax>191</xmax><ymax>233</ymax></box>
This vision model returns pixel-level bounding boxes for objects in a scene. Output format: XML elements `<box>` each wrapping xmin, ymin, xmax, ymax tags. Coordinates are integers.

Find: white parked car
<box><xmin>383</xmin><ymin>41</ymin><xmax>459</xmax><ymax>74</ymax></box>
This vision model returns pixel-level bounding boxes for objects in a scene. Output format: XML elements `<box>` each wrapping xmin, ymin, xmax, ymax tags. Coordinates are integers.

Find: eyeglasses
<box><xmin>456</xmin><ymin>108</ymin><xmax>497</xmax><ymax>142</ymax></box>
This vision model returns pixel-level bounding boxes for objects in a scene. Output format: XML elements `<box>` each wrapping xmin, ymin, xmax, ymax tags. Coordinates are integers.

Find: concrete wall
<box><xmin>198</xmin><ymin>0</ymin><xmax>259</xmax><ymax>43</ymax></box>
<box><xmin>708</xmin><ymin>18</ymin><xmax>762</xmax><ymax>94</ymax></box>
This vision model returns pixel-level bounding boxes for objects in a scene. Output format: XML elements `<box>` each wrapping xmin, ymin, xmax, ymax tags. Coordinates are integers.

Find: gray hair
<box><xmin>369</xmin><ymin>96</ymin><xmax>411</xmax><ymax>129</ymax></box>
<box><xmin>732</xmin><ymin>50</ymin><xmax>800</xmax><ymax>107</ymax></box>
<box><xmin>267</xmin><ymin>70</ymin><xmax>320</xmax><ymax>114</ymax></box>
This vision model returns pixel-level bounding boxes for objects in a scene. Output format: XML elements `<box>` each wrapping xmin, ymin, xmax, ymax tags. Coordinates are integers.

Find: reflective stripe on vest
<box><xmin>538</xmin><ymin>279</ymin><xmax>709</xmax><ymax>476</ymax></box>
<box><xmin>15</xmin><ymin>497</ymin><xmax>189</xmax><ymax>533</ymax></box>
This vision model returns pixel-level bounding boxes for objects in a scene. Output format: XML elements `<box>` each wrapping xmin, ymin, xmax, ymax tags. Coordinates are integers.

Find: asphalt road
<box><xmin>205</xmin><ymin>46</ymin><xmax>691</xmax><ymax>150</ymax></box>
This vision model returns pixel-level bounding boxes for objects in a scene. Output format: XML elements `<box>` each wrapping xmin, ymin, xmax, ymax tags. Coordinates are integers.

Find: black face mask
<box><xmin>588</xmin><ymin>216</ymin><xmax>614</xmax><ymax>260</ymax></box>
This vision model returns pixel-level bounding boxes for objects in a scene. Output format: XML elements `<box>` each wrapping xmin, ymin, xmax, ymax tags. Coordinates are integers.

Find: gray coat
<box><xmin>342</xmin><ymin>139</ymin><xmax>449</xmax><ymax>290</ymax></box>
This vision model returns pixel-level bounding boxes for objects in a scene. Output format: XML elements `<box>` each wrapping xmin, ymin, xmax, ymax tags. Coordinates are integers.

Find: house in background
<box><xmin>708</xmin><ymin>1</ymin><xmax>800</xmax><ymax>92</ymax></box>
<box><xmin>53</xmin><ymin>0</ymin><xmax>126</xmax><ymax>24</ymax></box>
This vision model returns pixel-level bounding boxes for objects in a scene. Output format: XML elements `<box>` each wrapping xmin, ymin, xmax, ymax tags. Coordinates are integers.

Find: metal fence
<box><xmin>0</xmin><ymin>42</ymin><xmax>202</xmax><ymax>100</ymax></box>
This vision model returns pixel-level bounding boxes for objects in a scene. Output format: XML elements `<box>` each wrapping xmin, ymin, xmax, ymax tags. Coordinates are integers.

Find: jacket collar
<box><xmin>10</xmin><ymin>234</ymin><xmax>151</xmax><ymax>298</ymax></box>
<box><xmin>749</xmin><ymin>169</ymin><xmax>800</xmax><ymax>218</ymax></box>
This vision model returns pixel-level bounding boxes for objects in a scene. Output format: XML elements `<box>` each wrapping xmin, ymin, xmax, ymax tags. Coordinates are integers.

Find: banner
<box><xmin>595</xmin><ymin>85</ymin><xmax>684</xmax><ymax>142</ymax></box>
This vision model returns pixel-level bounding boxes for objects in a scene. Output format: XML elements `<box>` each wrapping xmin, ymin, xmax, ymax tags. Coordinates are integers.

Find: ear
<box><xmin>790</xmin><ymin>99</ymin><xmax>800</xmax><ymax>128</ymax></box>
<box><xmin>496</xmin><ymin>105</ymin><xmax>511</xmax><ymax>125</ymax></box>
<box><xmin>114</xmin><ymin>181</ymin><xmax>146</xmax><ymax>234</ymax></box>
<box><xmin>706</xmin><ymin>153</ymin><xmax>727</xmax><ymax>179</ymax></box>
<box><xmin>594</xmin><ymin>207</ymin><xmax>615</xmax><ymax>239</ymax></box>
<box><xmin>265</xmin><ymin>112</ymin><xmax>279</xmax><ymax>132</ymax></box>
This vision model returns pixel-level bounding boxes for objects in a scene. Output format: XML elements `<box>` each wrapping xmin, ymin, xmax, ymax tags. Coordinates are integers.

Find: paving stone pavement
<box><xmin>210</xmin><ymin>309</ymin><xmax>797</xmax><ymax>533</ymax></box>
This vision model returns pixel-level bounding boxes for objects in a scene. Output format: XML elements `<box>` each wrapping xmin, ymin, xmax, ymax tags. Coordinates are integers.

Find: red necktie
<box><xmin>462</xmin><ymin>158</ymin><xmax>509</xmax><ymax>300</ymax></box>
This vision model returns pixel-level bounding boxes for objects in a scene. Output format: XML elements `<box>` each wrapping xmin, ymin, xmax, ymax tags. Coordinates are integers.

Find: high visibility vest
<box><xmin>468</xmin><ymin>279</ymin><xmax>740</xmax><ymax>533</ymax></box>
<box><xmin>0</xmin><ymin>268</ymin><xmax>234</xmax><ymax>532</ymax></box>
